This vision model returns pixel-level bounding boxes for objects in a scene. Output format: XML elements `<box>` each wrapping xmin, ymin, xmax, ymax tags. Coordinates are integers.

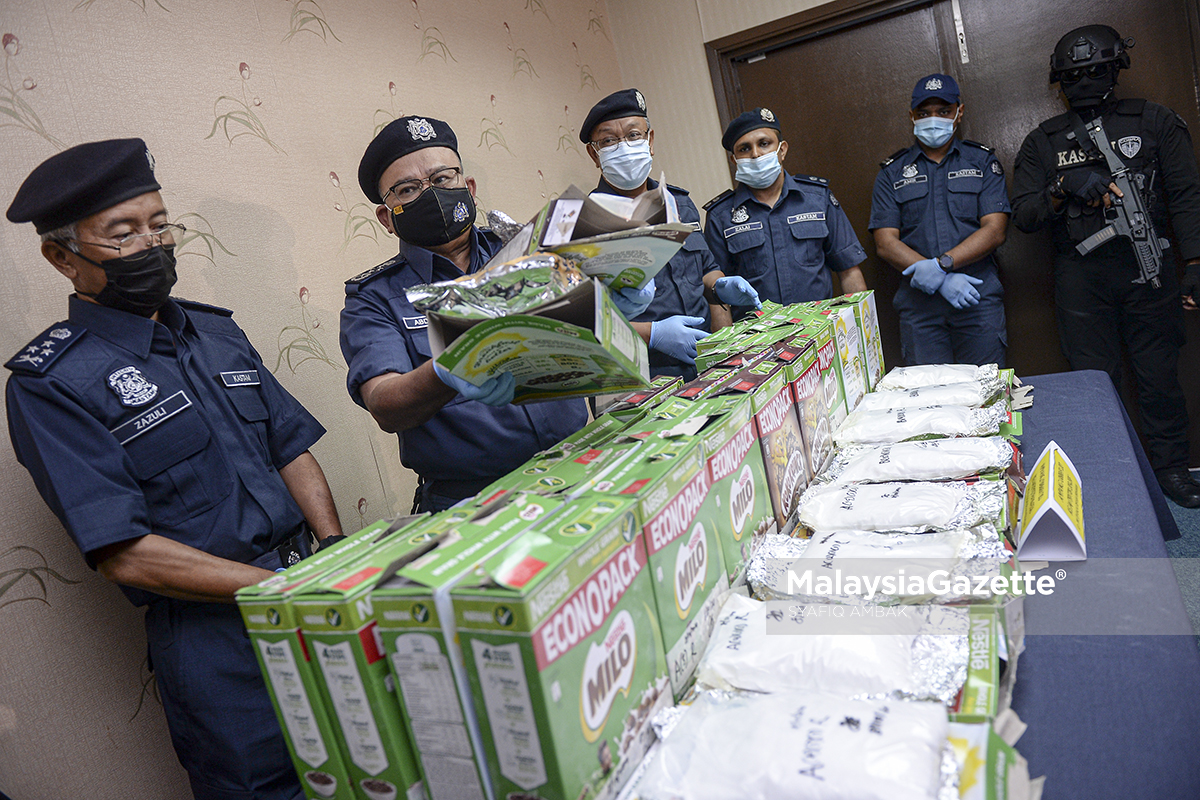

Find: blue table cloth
<box><xmin>1011</xmin><ymin>370</ymin><xmax>1200</xmax><ymax>798</ymax></box>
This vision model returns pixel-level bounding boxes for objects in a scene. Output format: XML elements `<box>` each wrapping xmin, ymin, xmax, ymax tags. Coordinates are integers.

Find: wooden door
<box><xmin>708</xmin><ymin>0</ymin><xmax>1200</xmax><ymax>464</ymax></box>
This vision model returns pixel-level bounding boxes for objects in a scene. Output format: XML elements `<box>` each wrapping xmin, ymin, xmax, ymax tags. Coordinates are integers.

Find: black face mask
<box><xmin>1062</xmin><ymin>72</ymin><xmax>1117</xmax><ymax>109</ymax></box>
<box><xmin>390</xmin><ymin>187</ymin><xmax>476</xmax><ymax>248</ymax></box>
<box><xmin>77</xmin><ymin>246</ymin><xmax>178</xmax><ymax>317</ymax></box>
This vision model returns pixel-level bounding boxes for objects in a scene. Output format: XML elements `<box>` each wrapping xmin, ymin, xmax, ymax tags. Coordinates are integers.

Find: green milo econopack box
<box><xmin>238</xmin><ymin>517</ymin><xmax>426</xmax><ymax>800</ymax></box>
<box><xmin>582</xmin><ymin>437</ymin><xmax>729</xmax><ymax>697</ymax></box>
<box><xmin>825</xmin><ymin>290</ymin><xmax>884</xmax><ymax>391</ymax></box>
<box><xmin>453</xmin><ymin>496</ymin><xmax>670</xmax><ymax>800</ymax></box>
<box><xmin>293</xmin><ymin>508</ymin><xmax>494</xmax><ymax>800</ymax></box>
<box><xmin>369</xmin><ymin>492</ymin><xmax>567</xmax><ymax>800</ymax></box>
<box><xmin>784</xmin><ymin>338</ymin><xmax>834</xmax><ymax>478</ymax></box>
<box><xmin>790</xmin><ymin>316</ymin><xmax>848</xmax><ymax>429</ymax></box>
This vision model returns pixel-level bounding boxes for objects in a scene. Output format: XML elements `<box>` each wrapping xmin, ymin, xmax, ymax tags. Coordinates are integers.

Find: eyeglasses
<box><xmin>589</xmin><ymin>129</ymin><xmax>649</xmax><ymax>153</ymax></box>
<box><xmin>1059</xmin><ymin>63</ymin><xmax>1113</xmax><ymax>84</ymax></box>
<box><xmin>68</xmin><ymin>223</ymin><xmax>187</xmax><ymax>261</ymax></box>
<box><xmin>383</xmin><ymin>166</ymin><xmax>464</xmax><ymax>209</ymax></box>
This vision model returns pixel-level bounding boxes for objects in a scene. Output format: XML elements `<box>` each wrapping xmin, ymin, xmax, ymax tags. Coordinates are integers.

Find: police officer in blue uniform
<box><xmin>580</xmin><ymin>89</ymin><xmax>761</xmax><ymax>379</ymax></box>
<box><xmin>341</xmin><ymin>116</ymin><xmax>589</xmax><ymax>511</ymax></box>
<box><xmin>704</xmin><ymin>108</ymin><xmax>868</xmax><ymax>307</ymax></box>
<box><xmin>1012</xmin><ymin>25</ymin><xmax>1200</xmax><ymax>507</ymax></box>
<box><xmin>5</xmin><ymin>139</ymin><xmax>345</xmax><ymax>800</ymax></box>
<box><xmin>870</xmin><ymin>73</ymin><xmax>1011</xmax><ymax>366</ymax></box>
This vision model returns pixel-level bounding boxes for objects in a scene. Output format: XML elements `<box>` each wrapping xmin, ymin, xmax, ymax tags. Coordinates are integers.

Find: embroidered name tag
<box><xmin>787</xmin><ymin>212</ymin><xmax>826</xmax><ymax>224</ymax></box>
<box><xmin>109</xmin><ymin>391</ymin><xmax>192</xmax><ymax>445</ymax></box>
<box><xmin>723</xmin><ymin>221</ymin><xmax>764</xmax><ymax>238</ymax></box>
<box><xmin>893</xmin><ymin>175</ymin><xmax>929</xmax><ymax>191</ymax></box>
<box><xmin>403</xmin><ymin>316</ymin><xmax>429</xmax><ymax>330</ymax></box>
<box><xmin>949</xmin><ymin>168</ymin><xmax>984</xmax><ymax>179</ymax></box>
<box><xmin>220</xmin><ymin>370</ymin><xmax>260</xmax><ymax>387</ymax></box>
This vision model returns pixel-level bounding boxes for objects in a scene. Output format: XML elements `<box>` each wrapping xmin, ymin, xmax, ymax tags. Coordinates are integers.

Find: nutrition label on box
<box><xmin>470</xmin><ymin>640</ymin><xmax>547</xmax><ymax>790</ymax></box>
<box><xmin>315</xmin><ymin>640</ymin><xmax>388</xmax><ymax>775</ymax></box>
<box><xmin>255</xmin><ymin>639</ymin><xmax>328</xmax><ymax>767</ymax></box>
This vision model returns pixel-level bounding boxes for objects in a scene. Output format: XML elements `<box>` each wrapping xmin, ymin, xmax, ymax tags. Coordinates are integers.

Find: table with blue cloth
<box><xmin>1012</xmin><ymin>370</ymin><xmax>1200</xmax><ymax>798</ymax></box>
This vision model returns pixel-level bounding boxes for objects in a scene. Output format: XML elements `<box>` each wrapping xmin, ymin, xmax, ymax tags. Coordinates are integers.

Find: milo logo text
<box><xmin>534</xmin><ymin>539</ymin><xmax>646</xmax><ymax>669</ymax></box>
<box><xmin>708</xmin><ymin>420</ymin><xmax>756</xmax><ymax>483</ymax></box>
<box><xmin>723</xmin><ymin>465</ymin><xmax>752</xmax><ymax>540</ymax></box>
<box><xmin>674</xmin><ymin>523</ymin><xmax>708</xmax><ymax>618</ymax></box>
<box><xmin>793</xmin><ymin>361</ymin><xmax>820</xmax><ymax>402</ymax></box>
<box><xmin>816</xmin><ymin>339</ymin><xmax>835</xmax><ymax>371</ymax></box>
<box><xmin>580</xmin><ymin>609</ymin><xmax>637</xmax><ymax>742</ymax></box>
<box><xmin>647</xmin><ymin>469</ymin><xmax>711</xmax><ymax>554</ymax></box>
<box><xmin>781</xmin><ymin>452</ymin><xmax>806</xmax><ymax>516</ymax></box>
<box><xmin>756</xmin><ymin>387</ymin><xmax>792</xmax><ymax>437</ymax></box>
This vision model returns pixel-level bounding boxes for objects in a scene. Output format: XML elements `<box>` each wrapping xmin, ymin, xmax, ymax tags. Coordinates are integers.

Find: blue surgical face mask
<box><xmin>913</xmin><ymin>114</ymin><xmax>957</xmax><ymax>148</ymax></box>
<box><xmin>734</xmin><ymin>151</ymin><xmax>782</xmax><ymax>189</ymax></box>
<box><xmin>597</xmin><ymin>140</ymin><xmax>653</xmax><ymax>191</ymax></box>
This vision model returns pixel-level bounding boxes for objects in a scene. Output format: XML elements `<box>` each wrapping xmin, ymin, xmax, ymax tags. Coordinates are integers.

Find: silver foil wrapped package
<box><xmin>406</xmin><ymin>251</ymin><xmax>584</xmax><ymax>319</ymax></box>
<box><xmin>833</xmin><ymin>403</ymin><xmax>1011</xmax><ymax>446</ymax></box>
<box><xmin>636</xmin><ymin>687</ymin><xmax>949</xmax><ymax>800</ymax></box>
<box><xmin>877</xmin><ymin>363</ymin><xmax>1000</xmax><ymax>392</ymax></box>
<box><xmin>749</xmin><ymin>526</ymin><xmax>1010</xmax><ymax>605</ymax></box>
<box><xmin>484</xmin><ymin>208</ymin><xmax>524</xmax><ymax>243</ymax></box>
<box><xmin>796</xmin><ymin>479</ymin><xmax>1007</xmax><ymax>534</ymax></box>
<box><xmin>855</xmin><ymin>376</ymin><xmax>1006</xmax><ymax>413</ymax></box>
<box><xmin>818</xmin><ymin>438</ymin><xmax>1016</xmax><ymax>485</ymax></box>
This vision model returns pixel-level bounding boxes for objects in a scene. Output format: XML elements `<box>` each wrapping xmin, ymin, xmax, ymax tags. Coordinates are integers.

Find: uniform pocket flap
<box><xmin>788</xmin><ymin>219</ymin><xmax>829</xmax><ymax>240</ymax></box>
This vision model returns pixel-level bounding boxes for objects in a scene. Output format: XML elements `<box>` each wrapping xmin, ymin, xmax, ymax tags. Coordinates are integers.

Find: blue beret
<box><xmin>7</xmin><ymin>138</ymin><xmax>161</xmax><ymax>234</ymax></box>
<box><xmin>721</xmin><ymin>108</ymin><xmax>781</xmax><ymax>152</ymax></box>
<box><xmin>911</xmin><ymin>73</ymin><xmax>960</xmax><ymax>108</ymax></box>
<box><xmin>358</xmin><ymin>116</ymin><xmax>459</xmax><ymax>204</ymax></box>
<box><xmin>580</xmin><ymin>88</ymin><xmax>648</xmax><ymax>143</ymax></box>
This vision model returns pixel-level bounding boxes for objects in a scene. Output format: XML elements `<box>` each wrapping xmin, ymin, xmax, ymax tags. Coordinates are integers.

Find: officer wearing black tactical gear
<box><xmin>1011</xmin><ymin>24</ymin><xmax>1200</xmax><ymax>508</ymax></box>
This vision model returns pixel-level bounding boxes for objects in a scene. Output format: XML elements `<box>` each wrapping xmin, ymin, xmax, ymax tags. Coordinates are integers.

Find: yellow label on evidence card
<box><xmin>1020</xmin><ymin>456</ymin><xmax>1050</xmax><ymax>539</ymax></box>
<box><xmin>1052</xmin><ymin>449</ymin><xmax>1084</xmax><ymax>540</ymax></box>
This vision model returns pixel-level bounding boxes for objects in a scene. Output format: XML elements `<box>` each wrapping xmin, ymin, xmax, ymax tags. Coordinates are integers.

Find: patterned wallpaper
<box><xmin>0</xmin><ymin>0</ymin><xmax>622</xmax><ymax>795</ymax></box>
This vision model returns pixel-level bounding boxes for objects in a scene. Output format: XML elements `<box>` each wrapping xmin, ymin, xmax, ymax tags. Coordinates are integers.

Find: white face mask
<box><xmin>734</xmin><ymin>151</ymin><xmax>783</xmax><ymax>189</ymax></box>
<box><xmin>597</xmin><ymin>140</ymin><xmax>653</xmax><ymax>190</ymax></box>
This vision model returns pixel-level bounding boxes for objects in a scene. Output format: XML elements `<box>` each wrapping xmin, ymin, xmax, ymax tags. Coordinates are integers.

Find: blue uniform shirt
<box><xmin>703</xmin><ymin>171</ymin><xmax>866</xmax><ymax>305</ymax></box>
<box><xmin>868</xmin><ymin>139</ymin><xmax>1010</xmax><ymax>275</ymax></box>
<box><xmin>339</xmin><ymin>227</ymin><xmax>588</xmax><ymax>485</ymax></box>
<box><xmin>5</xmin><ymin>296</ymin><xmax>324</xmax><ymax>605</ymax></box>
<box><xmin>592</xmin><ymin>177</ymin><xmax>719</xmax><ymax>377</ymax></box>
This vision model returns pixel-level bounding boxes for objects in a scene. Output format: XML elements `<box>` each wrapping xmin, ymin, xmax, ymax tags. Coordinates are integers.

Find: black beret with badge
<box><xmin>358</xmin><ymin>115</ymin><xmax>459</xmax><ymax>204</ymax></box>
<box><xmin>579</xmin><ymin>88</ymin><xmax>648</xmax><ymax>143</ymax></box>
<box><xmin>7</xmin><ymin>138</ymin><xmax>161</xmax><ymax>234</ymax></box>
<box><xmin>721</xmin><ymin>107</ymin><xmax>781</xmax><ymax>152</ymax></box>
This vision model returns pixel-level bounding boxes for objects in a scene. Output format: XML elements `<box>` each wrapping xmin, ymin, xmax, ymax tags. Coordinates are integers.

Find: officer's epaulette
<box><xmin>174</xmin><ymin>298</ymin><xmax>234</xmax><ymax>317</ymax></box>
<box><xmin>880</xmin><ymin>148</ymin><xmax>909</xmax><ymax>168</ymax></box>
<box><xmin>666</xmin><ymin>183</ymin><xmax>691</xmax><ymax>196</ymax></box>
<box><xmin>703</xmin><ymin>189</ymin><xmax>733</xmax><ymax>211</ymax></box>
<box><xmin>961</xmin><ymin>139</ymin><xmax>994</xmax><ymax>153</ymax></box>
<box><xmin>345</xmin><ymin>255</ymin><xmax>403</xmax><ymax>288</ymax></box>
<box><xmin>1115</xmin><ymin>98</ymin><xmax>1147</xmax><ymax>115</ymax></box>
<box><xmin>5</xmin><ymin>321</ymin><xmax>87</xmax><ymax>374</ymax></box>
<box><xmin>793</xmin><ymin>174</ymin><xmax>829</xmax><ymax>188</ymax></box>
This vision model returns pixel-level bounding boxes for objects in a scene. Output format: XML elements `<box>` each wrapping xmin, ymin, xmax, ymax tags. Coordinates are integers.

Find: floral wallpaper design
<box><xmin>588</xmin><ymin>6</ymin><xmax>609</xmax><ymax>39</ymax></box>
<box><xmin>1</xmin><ymin>34</ymin><xmax>63</xmax><ymax>148</ymax></box>
<box><xmin>74</xmin><ymin>0</ymin><xmax>168</xmax><ymax>11</ymax></box>
<box><xmin>207</xmin><ymin>62</ymin><xmax>286</xmax><ymax>154</ymax></box>
<box><xmin>374</xmin><ymin>81</ymin><xmax>402</xmax><ymax>135</ymax></box>
<box><xmin>557</xmin><ymin>105</ymin><xmax>581</xmax><ymax>153</ymax></box>
<box><xmin>284</xmin><ymin>0</ymin><xmax>341</xmax><ymax>43</ymax></box>
<box><xmin>480</xmin><ymin>94</ymin><xmax>513</xmax><ymax>154</ymax></box>
<box><xmin>331</xmin><ymin>170</ymin><xmax>386</xmax><ymax>251</ymax></box>
<box><xmin>174</xmin><ymin>212</ymin><xmax>236</xmax><ymax>265</ymax></box>
<box><xmin>573</xmin><ymin>42</ymin><xmax>599</xmax><ymax>91</ymax></box>
<box><xmin>504</xmin><ymin>22</ymin><xmax>538</xmax><ymax>79</ymax></box>
<box><xmin>525</xmin><ymin>0</ymin><xmax>551</xmax><ymax>20</ymax></box>
<box><xmin>275</xmin><ymin>287</ymin><xmax>342</xmax><ymax>373</ymax></box>
<box><xmin>0</xmin><ymin>545</ymin><xmax>80</xmax><ymax>611</ymax></box>
<box><xmin>411</xmin><ymin>1</ymin><xmax>456</xmax><ymax>63</ymax></box>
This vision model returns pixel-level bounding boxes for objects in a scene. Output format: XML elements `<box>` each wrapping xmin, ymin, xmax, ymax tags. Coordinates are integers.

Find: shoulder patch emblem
<box><xmin>902</xmin><ymin>164</ymin><xmax>918</xmax><ymax>179</ymax></box>
<box><xmin>346</xmin><ymin>257</ymin><xmax>401</xmax><ymax>286</ymax></box>
<box><xmin>760</xmin><ymin>107</ymin><xmax>775</xmax><ymax>122</ymax></box>
<box><xmin>830</xmin><ymin>193</ymin><xmax>839</xmax><ymax>207</ymax></box>
<box><xmin>703</xmin><ymin>188</ymin><xmax>733</xmax><ymax>211</ymax></box>
<box><xmin>1118</xmin><ymin>136</ymin><xmax>1142</xmax><ymax>158</ymax></box>
<box><xmin>407</xmin><ymin>117</ymin><xmax>436</xmax><ymax>141</ymax></box>
<box><xmin>107</xmin><ymin>366</ymin><xmax>159</xmax><ymax>407</ymax></box>
<box><xmin>991</xmin><ymin>161</ymin><xmax>1004</xmax><ymax>175</ymax></box>
<box><xmin>732</xmin><ymin>206</ymin><xmax>749</xmax><ymax>223</ymax></box>
<box><xmin>5</xmin><ymin>322</ymin><xmax>86</xmax><ymax>374</ymax></box>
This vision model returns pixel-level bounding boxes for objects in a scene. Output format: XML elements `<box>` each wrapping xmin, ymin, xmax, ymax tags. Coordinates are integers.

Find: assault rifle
<box><xmin>1070</xmin><ymin>115</ymin><xmax>1168</xmax><ymax>287</ymax></box>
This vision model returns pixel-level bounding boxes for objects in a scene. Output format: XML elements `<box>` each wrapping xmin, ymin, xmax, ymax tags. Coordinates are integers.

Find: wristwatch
<box><xmin>937</xmin><ymin>253</ymin><xmax>954</xmax><ymax>272</ymax></box>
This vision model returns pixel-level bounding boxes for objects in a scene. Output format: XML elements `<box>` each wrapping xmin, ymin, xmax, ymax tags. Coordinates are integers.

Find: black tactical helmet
<box><xmin>1049</xmin><ymin>25</ymin><xmax>1134</xmax><ymax>84</ymax></box>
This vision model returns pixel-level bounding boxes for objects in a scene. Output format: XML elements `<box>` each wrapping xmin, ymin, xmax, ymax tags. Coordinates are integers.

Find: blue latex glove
<box><xmin>901</xmin><ymin>257</ymin><xmax>947</xmax><ymax>295</ymax></box>
<box><xmin>611</xmin><ymin>279</ymin><xmax>656</xmax><ymax>319</ymax></box>
<box><xmin>433</xmin><ymin>362</ymin><xmax>515</xmax><ymax>407</ymax></box>
<box><xmin>649</xmin><ymin>315</ymin><xmax>708</xmax><ymax>365</ymax></box>
<box><xmin>713</xmin><ymin>276</ymin><xmax>762</xmax><ymax>308</ymax></box>
<box><xmin>938</xmin><ymin>272</ymin><xmax>984</xmax><ymax>309</ymax></box>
